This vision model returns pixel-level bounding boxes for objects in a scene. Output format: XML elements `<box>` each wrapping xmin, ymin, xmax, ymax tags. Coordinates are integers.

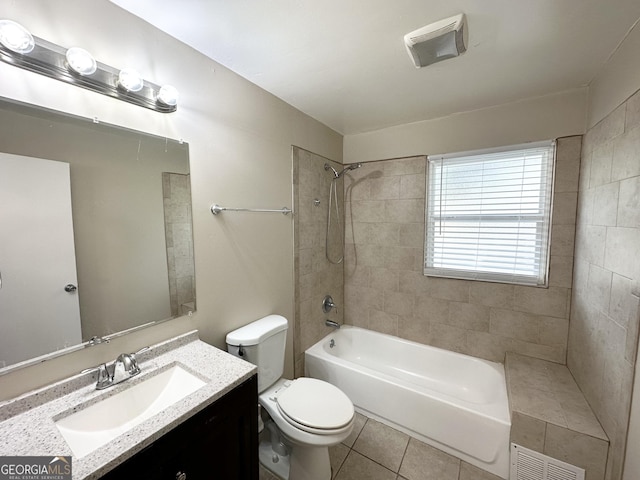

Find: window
<box><xmin>425</xmin><ymin>141</ymin><xmax>555</xmax><ymax>286</ymax></box>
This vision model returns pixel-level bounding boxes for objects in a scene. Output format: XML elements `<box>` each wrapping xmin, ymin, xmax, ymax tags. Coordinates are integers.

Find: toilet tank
<box><xmin>226</xmin><ymin>315</ymin><xmax>288</xmax><ymax>393</ymax></box>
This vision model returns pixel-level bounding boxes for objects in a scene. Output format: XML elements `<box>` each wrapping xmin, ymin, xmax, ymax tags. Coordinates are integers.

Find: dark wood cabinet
<box><xmin>100</xmin><ymin>375</ymin><xmax>258</xmax><ymax>480</ymax></box>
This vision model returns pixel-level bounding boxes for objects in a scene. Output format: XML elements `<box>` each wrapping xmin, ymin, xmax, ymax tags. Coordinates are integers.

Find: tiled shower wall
<box><xmin>162</xmin><ymin>172</ymin><xmax>196</xmax><ymax>316</ymax></box>
<box><xmin>342</xmin><ymin>137</ymin><xmax>581</xmax><ymax>364</ymax></box>
<box><xmin>568</xmin><ymin>89</ymin><xmax>640</xmax><ymax>480</ymax></box>
<box><xmin>293</xmin><ymin>147</ymin><xmax>344</xmax><ymax>376</ymax></box>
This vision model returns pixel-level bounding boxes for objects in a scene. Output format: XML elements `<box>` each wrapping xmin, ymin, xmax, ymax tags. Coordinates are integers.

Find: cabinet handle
<box><xmin>176</xmin><ymin>471</ymin><xmax>187</xmax><ymax>480</ymax></box>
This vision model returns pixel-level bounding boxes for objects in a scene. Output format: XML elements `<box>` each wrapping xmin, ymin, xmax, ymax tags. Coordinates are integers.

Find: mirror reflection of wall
<box><xmin>0</xmin><ymin>98</ymin><xmax>195</xmax><ymax>372</ymax></box>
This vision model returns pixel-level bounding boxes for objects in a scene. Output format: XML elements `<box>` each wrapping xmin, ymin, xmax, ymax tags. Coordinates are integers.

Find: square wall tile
<box><xmin>552</xmin><ymin>192</ymin><xmax>578</xmax><ymax>225</ymax></box>
<box><xmin>544</xmin><ymin>424</ymin><xmax>608</xmax><ymax>480</ymax></box>
<box><xmin>617</xmin><ymin>176</ymin><xmax>640</xmax><ymax>228</ymax></box>
<box><xmin>612</xmin><ymin>124</ymin><xmax>640</xmax><ymax>181</ymax></box>
<box><xmin>510</xmin><ymin>412</ymin><xmax>546</xmax><ymax>451</ymax></box>
<box><xmin>554</xmin><ymin>136</ymin><xmax>581</xmax><ymax>193</ymax></box>
<box><xmin>513</xmin><ymin>286</ymin><xmax>569</xmax><ymax>319</ymax></box>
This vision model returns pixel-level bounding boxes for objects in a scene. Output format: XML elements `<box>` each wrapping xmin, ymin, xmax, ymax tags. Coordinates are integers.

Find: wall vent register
<box><xmin>510</xmin><ymin>444</ymin><xmax>585</xmax><ymax>480</ymax></box>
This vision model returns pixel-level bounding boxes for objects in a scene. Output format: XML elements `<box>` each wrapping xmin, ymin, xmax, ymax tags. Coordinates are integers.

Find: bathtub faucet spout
<box><xmin>325</xmin><ymin>319</ymin><xmax>341</xmax><ymax>329</ymax></box>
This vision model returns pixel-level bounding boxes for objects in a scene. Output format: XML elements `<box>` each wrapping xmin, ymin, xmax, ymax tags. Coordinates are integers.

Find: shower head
<box><xmin>324</xmin><ymin>163</ymin><xmax>339</xmax><ymax>178</ymax></box>
<box><xmin>324</xmin><ymin>162</ymin><xmax>363</xmax><ymax>179</ymax></box>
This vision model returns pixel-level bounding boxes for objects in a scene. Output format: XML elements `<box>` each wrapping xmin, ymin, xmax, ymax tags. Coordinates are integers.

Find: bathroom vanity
<box><xmin>100</xmin><ymin>375</ymin><xmax>257</xmax><ymax>479</ymax></box>
<box><xmin>0</xmin><ymin>332</ymin><xmax>258</xmax><ymax>479</ymax></box>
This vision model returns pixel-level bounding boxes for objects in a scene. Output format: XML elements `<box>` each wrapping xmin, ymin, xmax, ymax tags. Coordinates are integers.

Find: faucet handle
<box><xmin>129</xmin><ymin>346</ymin><xmax>149</xmax><ymax>370</ymax></box>
<box><xmin>81</xmin><ymin>363</ymin><xmax>107</xmax><ymax>375</ymax></box>
<box><xmin>322</xmin><ymin>295</ymin><xmax>337</xmax><ymax>313</ymax></box>
<box><xmin>134</xmin><ymin>346</ymin><xmax>150</xmax><ymax>356</ymax></box>
<box><xmin>81</xmin><ymin>363</ymin><xmax>111</xmax><ymax>388</ymax></box>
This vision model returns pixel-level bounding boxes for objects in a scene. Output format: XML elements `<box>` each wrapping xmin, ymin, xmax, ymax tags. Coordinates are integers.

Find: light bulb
<box><xmin>66</xmin><ymin>47</ymin><xmax>97</xmax><ymax>76</ymax></box>
<box><xmin>157</xmin><ymin>84</ymin><xmax>178</xmax><ymax>107</ymax></box>
<box><xmin>0</xmin><ymin>19</ymin><xmax>35</xmax><ymax>54</ymax></box>
<box><xmin>118</xmin><ymin>69</ymin><xmax>144</xmax><ymax>92</ymax></box>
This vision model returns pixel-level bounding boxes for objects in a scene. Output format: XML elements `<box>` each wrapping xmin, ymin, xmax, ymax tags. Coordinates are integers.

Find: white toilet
<box><xmin>226</xmin><ymin>315</ymin><xmax>354</xmax><ymax>480</ymax></box>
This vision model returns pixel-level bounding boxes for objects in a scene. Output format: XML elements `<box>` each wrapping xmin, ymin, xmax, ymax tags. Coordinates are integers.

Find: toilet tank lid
<box><xmin>226</xmin><ymin>315</ymin><xmax>288</xmax><ymax>346</ymax></box>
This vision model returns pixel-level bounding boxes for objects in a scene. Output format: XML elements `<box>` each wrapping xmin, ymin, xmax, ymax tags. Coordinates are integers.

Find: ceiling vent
<box><xmin>404</xmin><ymin>13</ymin><xmax>468</xmax><ymax>68</ymax></box>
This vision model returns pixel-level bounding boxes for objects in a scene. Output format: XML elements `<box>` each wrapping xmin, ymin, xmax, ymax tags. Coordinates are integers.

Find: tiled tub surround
<box><xmin>343</xmin><ymin>136</ymin><xmax>581</xmax><ymax>364</ymax></box>
<box><xmin>569</xmin><ymin>88</ymin><xmax>640</xmax><ymax>480</ymax></box>
<box><xmin>293</xmin><ymin>146</ymin><xmax>345</xmax><ymax>376</ymax></box>
<box><xmin>0</xmin><ymin>331</ymin><xmax>256</xmax><ymax>479</ymax></box>
<box><xmin>506</xmin><ymin>353</ymin><xmax>608</xmax><ymax>480</ymax></box>
<box><xmin>162</xmin><ymin>172</ymin><xmax>196</xmax><ymax>317</ymax></box>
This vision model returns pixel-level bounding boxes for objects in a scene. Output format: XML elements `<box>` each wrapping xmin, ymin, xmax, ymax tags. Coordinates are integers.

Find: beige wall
<box><xmin>343</xmin><ymin>88</ymin><xmax>587</xmax><ymax>163</ymax></box>
<box><xmin>342</xmin><ymin>138</ymin><xmax>580</xmax><ymax>363</ymax></box>
<box><xmin>0</xmin><ymin>0</ymin><xmax>342</xmax><ymax>400</ymax></box>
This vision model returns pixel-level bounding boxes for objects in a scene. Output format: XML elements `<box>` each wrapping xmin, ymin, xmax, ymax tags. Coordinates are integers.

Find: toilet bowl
<box><xmin>260</xmin><ymin>378</ymin><xmax>354</xmax><ymax>479</ymax></box>
<box><xmin>261</xmin><ymin>378</ymin><xmax>354</xmax><ymax>443</ymax></box>
<box><xmin>226</xmin><ymin>315</ymin><xmax>355</xmax><ymax>480</ymax></box>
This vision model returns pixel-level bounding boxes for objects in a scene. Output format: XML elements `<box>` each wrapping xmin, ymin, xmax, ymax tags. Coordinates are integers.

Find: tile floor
<box><xmin>259</xmin><ymin>412</ymin><xmax>503</xmax><ymax>480</ymax></box>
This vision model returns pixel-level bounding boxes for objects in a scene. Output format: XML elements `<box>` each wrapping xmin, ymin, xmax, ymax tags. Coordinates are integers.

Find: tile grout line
<box><xmin>397</xmin><ymin>436</ymin><xmax>411</xmax><ymax>478</ymax></box>
<box><xmin>333</xmin><ymin>416</ymin><xmax>369</xmax><ymax>479</ymax></box>
<box><xmin>339</xmin><ymin>415</ymin><xmax>412</xmax><ymax>478</ymax></box>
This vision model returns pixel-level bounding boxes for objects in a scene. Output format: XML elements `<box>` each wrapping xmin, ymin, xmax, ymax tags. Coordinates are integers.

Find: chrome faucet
<box><xmin>325</xmin><ymin>319</ymin><xmax>341</xmax><ymax>329</ymax></box>
<box><xmin>111</xmin><ymin>352</ymin><xmax>141</xmax><ymax>384</ymax></box>
<box><xmin>83</xmin><ymin>347</ymin><xmax>149</xmax><ymax>390</ymax></box>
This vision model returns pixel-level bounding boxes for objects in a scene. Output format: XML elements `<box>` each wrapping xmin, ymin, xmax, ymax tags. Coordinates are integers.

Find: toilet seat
<box><xmin>274</xmin><ymin>378</ymin><xmax>354</xmax><ymax>435</ymax></box>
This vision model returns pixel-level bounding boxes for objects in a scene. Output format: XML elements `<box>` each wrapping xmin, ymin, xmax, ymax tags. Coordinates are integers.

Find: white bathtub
<box><xmin>305</xmin><ymin>326</ymin><xmax>511</xmax><ymax>479</ymax></box>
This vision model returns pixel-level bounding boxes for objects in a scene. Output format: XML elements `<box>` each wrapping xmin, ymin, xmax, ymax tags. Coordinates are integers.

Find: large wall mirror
<box><xmin>0</xmin><ymin>98</ymin><xmax>195</xmax><ymax>373</ymax></box>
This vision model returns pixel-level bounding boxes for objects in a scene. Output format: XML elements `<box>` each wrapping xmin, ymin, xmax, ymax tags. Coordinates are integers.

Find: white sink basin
<box><xmin>55</xmin><ymin>364</ymin><xmax>206</xmax><ymax>458</ymax></box>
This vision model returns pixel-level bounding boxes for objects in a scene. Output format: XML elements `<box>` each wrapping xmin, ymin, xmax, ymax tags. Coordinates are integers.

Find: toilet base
<box><xmin>288</xmin><ymin>443</ymin><xmax>331</xmax><ymax>480</ymax></box>
<box><xmin>259</xmin><ymin>439</ymin><xmax>290</xmax><ymax>479</ymax></box>
<box><xmin>259</xmin><ymin>438</ymin><xmax>332</xmax><ymax>480</ymax></box>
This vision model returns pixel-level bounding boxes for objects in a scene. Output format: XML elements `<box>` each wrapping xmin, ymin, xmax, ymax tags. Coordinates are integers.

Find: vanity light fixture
<box><xmin>66</xmin><ymin>47</ymin><xmax>97</xmax><ymax>76</ymax></box>
<box><xmin>118</xmin><ymin>68</ymin><xmax>144</xmax><ymax>92</ymax></box>
<box><xmin>0</xmin><ymin>19</ymin><xmax>35</xmax><ymax>54</ymax></box>
<box><xmin>157</xmin><ymin>84</ymin><xmax>179</xmax><ymax>107</ymax></box>
<box><xmin>0</xmin><ymin>19</ymin><xmax>178</xmax><ymax>113</ymax></box>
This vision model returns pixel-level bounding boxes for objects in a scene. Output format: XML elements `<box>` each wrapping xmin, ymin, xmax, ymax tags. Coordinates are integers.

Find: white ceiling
<box><xmin>110</xmin><ymin>0</ymin><xmax>640</xmax><ymax>135</ymax></box>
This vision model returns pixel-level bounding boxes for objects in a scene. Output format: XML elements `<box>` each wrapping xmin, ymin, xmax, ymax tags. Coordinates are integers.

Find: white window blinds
<box><xmin>425</xmin><ymin>141</ymin><xmax>555</xmax><ymax>286</ymax></box>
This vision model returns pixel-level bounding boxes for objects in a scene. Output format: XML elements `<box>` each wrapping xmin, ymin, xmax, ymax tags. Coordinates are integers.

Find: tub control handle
<box><xmin>322</xmin><ymin>295</ymin><xmax>337</xmax><ymax>313</ymax></box>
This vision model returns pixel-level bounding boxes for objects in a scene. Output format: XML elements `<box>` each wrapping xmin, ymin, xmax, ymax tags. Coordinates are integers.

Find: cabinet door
<box><xmin>100</xmin><ymin>375</ymin><xmax>258</xmax><ymax>479</ymax></box>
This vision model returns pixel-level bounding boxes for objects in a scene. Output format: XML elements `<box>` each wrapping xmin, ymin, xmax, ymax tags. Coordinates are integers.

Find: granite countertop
<box><xmin>0</xmin><ymin>331</ymin><xmax>257</xmax><ymax>479</ymax></box>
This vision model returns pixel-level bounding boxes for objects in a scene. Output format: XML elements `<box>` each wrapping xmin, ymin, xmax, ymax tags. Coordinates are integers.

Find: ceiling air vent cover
<box><xmin>404</xmin><ymin>13</ymin><xmax>468</xmax><ymax>68</ymax></box>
